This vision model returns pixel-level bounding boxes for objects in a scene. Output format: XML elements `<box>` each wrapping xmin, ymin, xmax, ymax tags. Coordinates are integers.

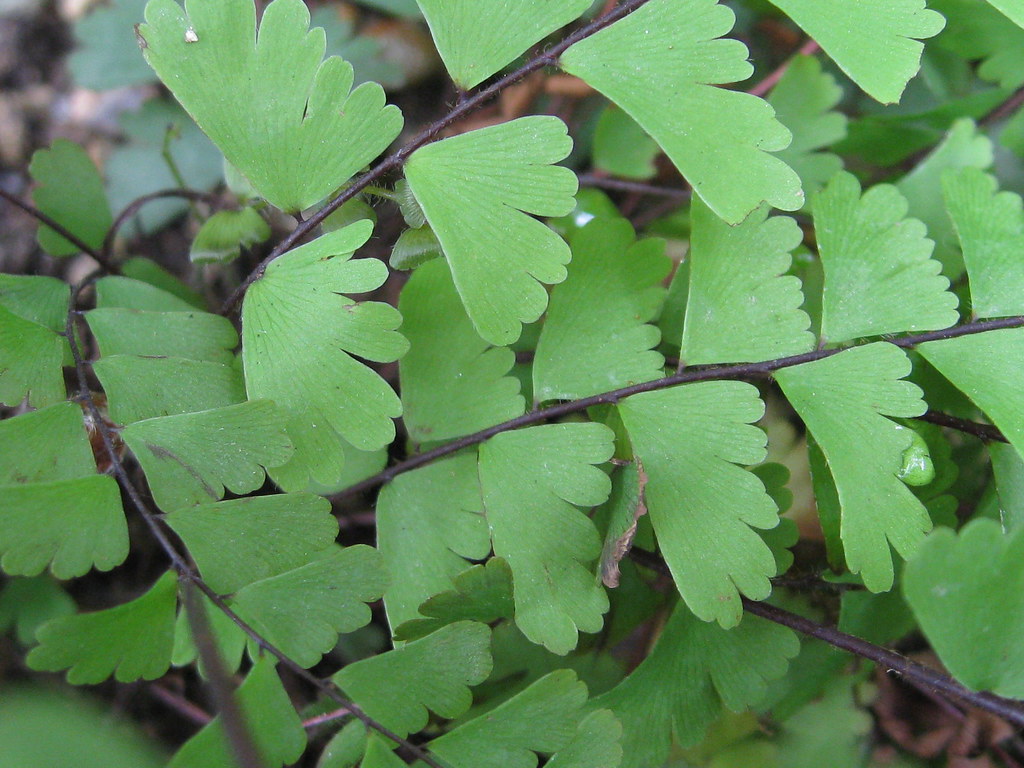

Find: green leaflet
<box><xmin>767</xmin><ymin>55</ymin><xmax>847</xmax><ymax>202</ymax></box>
<box><xmin>426</xmin><ymin>669</ymin><xmax>591</xmax><ymax>768</ymax></box>
<box><xmin>932</xmin><ymin>0</ymin><xmax>1024</xmax><ymax>88</ymax></box>
<box><xmin>987</xmin><ymin>0</ymin><xmax>1024</xmax><ymax>27</ymax></box>
<box><xmin>992</xmin><ymin>441</ymin><xmax>1024</xmax><ymax>531</ymax></box>
<box><xmin>767</xmin><ymin>0</ymin><xmax>945</xmax><ymax>104</ymax></box>
<box><xmin>942</xmin><ymin>167</ymin><xmax>1024</xmax><ymax>317</ymax></box>
<box><xmin>27</xmin><ymin>571</ymin><xmax>177</xmax><ymax>684</ymax></box>
<box><xmin>0</xmin><ymin>276</ymin><xmax>71</xmax><ymax>406</ymax></box>
<box><xmin>904</xmin><ymin>519</ymin><xmax>1024</xmax><ymax>696</ymax></box>
<box><xmin>122</xmin><ymin>401</ymin><xmax>293</xmax><ymax>511</ymax></box>
<box><xmin>814</xmin><ymin>172</ymin><xmax>959</xmax><ymax>344</ymax></box>
<box><xmin>776</xmin><ymin>344</ymin><xmax>932</xmax><ymax>591</ymax></box>
<box><xmin>87</xmin><ymin>308</ymin><xmax>238</xmax><ymax>364</ymax></box>
<box><xmin>681</xmin><ymin>199</ymin><xmax>813</xmax><ymax>364</ymax></box>
<box><xmin>919</xmin><ymin>328</ymin><xmax>1024</xmax><ymax>462</ymax></box>
<box><xmin>389</xmin><ymin>226</ymin><xmax>442</xmax><ymax>271</ymax></box>
<box><xmin>95</xmin><ymin>275</ymin><xmax>201</xmax><ymax>312</ymax></box>
<box><xmin>242</xmin><ymin>222</ymin><xmax>408</xmax><ymax>490</ymax></box>
<box><xmin>593</xmin><ymin>106</ymin><xmax>660</xmax><ymax>180</ymax></box>
<box><xmin>545</xmin><ymin>710</ymin><xmax>623</xmax><ymax>768</ymax></box>
<box><xmin>479</xmin><ymin>422</ymin><xmax>614</xmax><ymax>654</ymax></box>
<box><xmin>1</xmin><ymin>476</ymin><xmax>128</xmax><ymax>579</ymax></box>
<box><xmin>591</xmin><ymin>604</ymin><xmax>798</xmax><ymax>768</ymax></box>
<box><xmin>320</xmin><ymin>722</ymin><xmax>372</xmax><ymax>768</ymax></box>
<box><xmin>0</xmin><ymin>306</ymin><xmax>65</xmax><ymax>409</ymax></box>
<box><xmin>533</xmin><ymin>217</ymin><xmax>670</xmax><ymax>401</ymax></box>
<box><xmin>416</xmin><ymin>0</ymin><xmax>591</xmax><ymax>89</ymax></box>
<box><xmin>839</xmin><ymin>582</ymin><xmax>917</xmax><ymax>647</ymax></box>
<box><xmin>334</xmin><ymin>621</ymin><xmax>492</xmax><ymax>737</ymax></box>
<box><xmin>773</xmin><ymin>675</ymin><xmax>873</xmax><ymax>768</ymax></box>
<box><xmin>168</xmin><ymin>655</ymin><xmax>306</xmax><ymax>768</ymax></box>
<box><xmin>394</xmin><ymin>558</ymin><xmax>515</xmax><ymax>642</ymax></box>
<box><xmin>29</xmin><ymin>139</ymin><xmax>112</xmax><ymax>256</ymax></box>
<box><xmin>190</xmin><ymin>207</ymin><xmax>271</xmax><ymax>264</ymax></box>
<box><xmin>93</xmin><ymin>355</ymin><xmax>246</xmax><ymax>425</ymax></box>
<box><xmin>139</xmin><ymin>0</ymin><xmax>403</xmax><ymax>212</ymax></box>
<box><xmin>120</xmin><ymin>258</ymin><xmax>206</xmax><ymax>309</ymax></box>
<box><xmin>361</xmin><ymin>735</ymin><xmax>405</xmax><ymax>768</ymax></box>
<box><xmin>0</xmin><ymin>576</ymin><xmax>75</xmax><ymax>645</ymax></box>
<box><xmin>561</xmin><ymin>0</ymin><xmax>803</xmax><ymax>224</ymax></box>
<box><xmin>0</xmin><ymin>273</ymin><xmax>71</xmax><ymax>331</ymax></box>
<box><xmin>165</xmin><ymin>494</ymin><xmax>338</xmax><ymax>594</ymax></box>
<box><xmin>0</xmin><ymin>686</ymin><xmax>166</xmax><ymax>768</ymax></box>
<box><xmin>399</xmin><ymin>259</ymin><xmax>524</xmax><ymax>443</ymax></box>
<box><xmin>896</xmin><ymin>119</ymin><xmax>993</xmax><ymax>277</ymax></box>
<box><xmin>404</xmin><ymin>116</ymin><xmax>578</xmax><ymax>345</ymax></box>
<box><xmin>0</xmin><ymin>404</ymin><xmax>128</xmax><ymax>578</ymax></box>
<box><xmin>68</xmin><ymin>0</ymin><xmax>154</xmax><ymax>90</ymax></box>
<box><xmin>232</xmin><ymin>545</ymin><xmax>387</xmax><ymax>668</ymax></box>
<box><xmin>618</xmin><ymin>383</ymin><xmax>779</xmax><ymax>627</ymax></box>
<box><xmin>377</xmin><ymin>455</ymin><xmax>492</xmax><ymax>632</ymax></box>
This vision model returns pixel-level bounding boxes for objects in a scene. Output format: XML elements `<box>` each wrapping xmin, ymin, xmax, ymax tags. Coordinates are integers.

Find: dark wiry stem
<box><xmin>64</xmin><ymin>294</ymin><xmax>450</xmax><ymax>768</ymax></box>
<box><xmin>219</xmin><ymin>0</ymin><xmax>659</xmax><ymax>315</ymax></box>
<box><xmin>102</xmin><ymin>189</ymin><xmax>221</xmax><ymax>263</ymax></box>
<box><xmin>334</xmin><ymin>315</ymin><xmax>1024</xmax><ymax>500</ymax></box>
<box><xmin>917</xmin><ymin>410</ymin><xmax>1007</xmax><ymax>444</ymax></box>
<box><xmin>577</xmin><ymin>174</ymin><xmax>691</xmax><ymax>199</ymax></box>
<box><xmin>628</xmin><ymin>548</ymin><xmax>1024</xmax><ymax>730</ymax></box>
<box><xmin>0</xmin><ymin>187</ymin><xmax>120</xmax><ymax>274</ymax></box>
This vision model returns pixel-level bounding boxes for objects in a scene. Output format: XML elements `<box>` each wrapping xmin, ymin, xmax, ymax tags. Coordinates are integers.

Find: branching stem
<box><xmin>63</xmin><ymin>289</ymin><xmax>451</xmax><ymax>768</ymax></box>
<box><xmin>335</xmin><ymin>314</ymin><xmax>1024</xmax><ymax>500</ymax></box>
<box><xmin>102</xmin><ymin>189</ymin><xmax>221</xmax><ymax>262</ymax></box>
<box><xmin>628</xmin><ymin>548</ymin><xmax>1024</xmax><ymax>731</ymax></box>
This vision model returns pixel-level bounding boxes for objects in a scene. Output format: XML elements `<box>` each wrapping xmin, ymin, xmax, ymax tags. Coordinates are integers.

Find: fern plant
<box><xmin>5</xmin><ymin>0</ymin><xmax>1024</xmax><ymax>766</ymax></box>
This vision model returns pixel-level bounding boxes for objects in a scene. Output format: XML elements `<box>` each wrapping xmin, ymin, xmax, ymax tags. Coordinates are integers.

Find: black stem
<box><xmin>741</xmin><ymin>598</ymin><xmax>1024</xmax><ymax>730</ymax></box>
<box><xmin>0</xmin><ymin>187</ymin><xmax>119</xmax><ymax>274</ymax></box>
<box><xmin>628</xmin><ymin>548</ymin><xmax>1024</xmax><ymax>730</ymax></box>
<box><xmin>219</xmin><ymin>0</ymin><xmax>659</xmax><ymax>315</ymax></box>
<box><xmin>577</xmin><ymin>174</ymin><xmax>691</xmax><ymax>200</ymax></box>
<box><xmin>63</xmin><ymin>290</ymin><xmax>451</xmax><ymax>768</ymax></box>
<box><xmin>102</xmin><ymin>189</ymin><xmax>221</xmax><ymax>262</ymax></box>
<box><xmin>334</xmin><ymin>315</ymin><xmax>1024</xmax><ymax>500</ymax></box>
<box><xmin>917</xmin><ymin>410</ymin><xmax>1007</xmax><ymax>444</ymax></box>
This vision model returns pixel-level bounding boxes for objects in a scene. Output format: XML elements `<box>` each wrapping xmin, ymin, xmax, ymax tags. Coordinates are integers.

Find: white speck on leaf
<box><xmin>184</xmin><ymin>27</ymin><xmax>199</xmax><ymax>43</ymax></box>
